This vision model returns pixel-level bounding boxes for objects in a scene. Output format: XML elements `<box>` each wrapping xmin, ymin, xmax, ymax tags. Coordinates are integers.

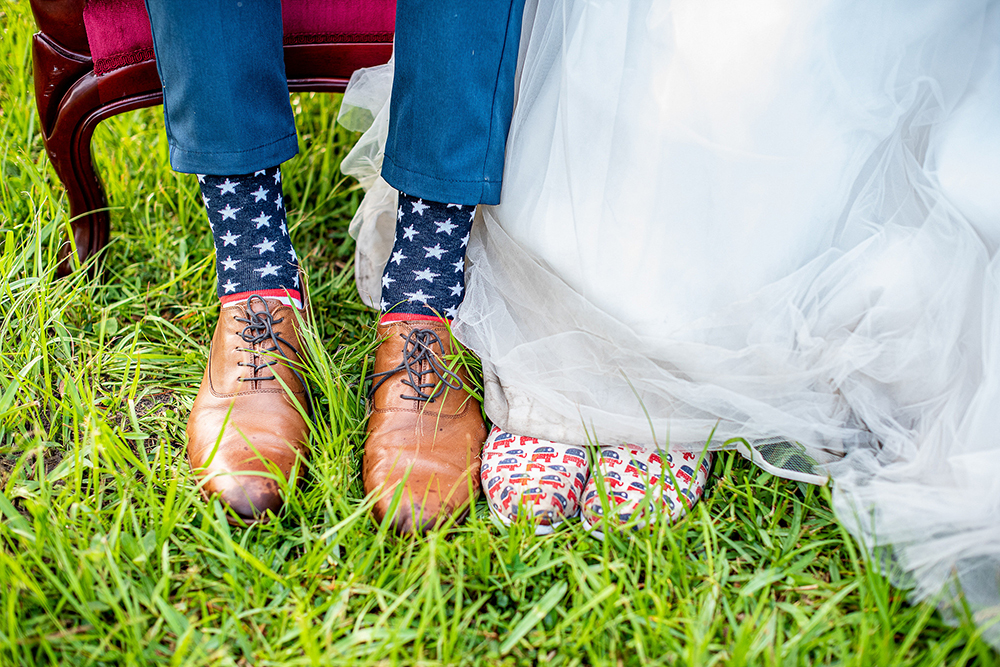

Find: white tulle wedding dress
<box><xmin>340</xmin><ymin>0</ymin><xmax>1000</xmax><ymax>647</ymax></box>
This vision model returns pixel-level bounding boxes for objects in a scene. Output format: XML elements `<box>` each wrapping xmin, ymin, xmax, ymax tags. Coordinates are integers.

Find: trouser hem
<box><xmin>381</xmin><ymin>154</ymin><xmax>502</xmax><ymax>206</ymax></box>
<box><xmin>169</xmin><ymin>132</ymin><xmax>299</xmax><ymax>175</ymax></box>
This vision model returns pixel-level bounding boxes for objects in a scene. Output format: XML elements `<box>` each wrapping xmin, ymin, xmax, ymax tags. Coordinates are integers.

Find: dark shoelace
<box><xmin>233</xmin><ymin>295</ymin><xmax>308</xmax><ymax>397</ymax></box>
<box><xmin>369</xmin><ymin>328</ymin><xmax>464</xmax><ymax>402</ymax></box>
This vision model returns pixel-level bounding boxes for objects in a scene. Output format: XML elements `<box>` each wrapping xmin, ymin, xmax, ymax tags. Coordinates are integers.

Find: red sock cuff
<box><xmin>221</xmin><ymin>288</ymin><xmax>302</xmax><ymax>305</ymax></box>
<box><xmin>379</xmin><ymin>312</ymin><xmax>450</xmax><ymax>325</ymax></box>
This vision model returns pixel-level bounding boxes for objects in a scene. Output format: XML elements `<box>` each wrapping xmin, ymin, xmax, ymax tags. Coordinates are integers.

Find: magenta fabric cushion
<box><xmin>83</xmin><ymin>0</ymin><xmax>395</xmax><ymax>76</ymax></box>
<box><xmin>282</xmin><ymin>0</ymin><xmax>395</xmax><ymax>45</ymax></box>
<box><xmin>82</xmin><ymin>0</ymin><xmax>156</xmax><ymax>76</ymax></box>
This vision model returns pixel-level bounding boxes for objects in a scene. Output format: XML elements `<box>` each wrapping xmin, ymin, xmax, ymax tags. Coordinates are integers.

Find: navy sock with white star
<box><xmin>199</xmin><ymin>167</ymin><xmax>302</xmax><ymax>307</ymax></box>
<box><xmin>380</xmin><ymin>193</ymin><xmax>473</xmax><ymax>321</ymax></box>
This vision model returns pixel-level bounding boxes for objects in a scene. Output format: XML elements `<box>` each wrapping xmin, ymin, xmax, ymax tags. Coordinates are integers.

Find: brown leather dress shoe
<box><xmin>364</xmin><ymin>318</ymin><xmax>486</xmax><ymax>534</ymax></box>
<box><xmin>187</xmin><ymin>295</ymin><xmax>310</xmax><ymax>525</ymax></box>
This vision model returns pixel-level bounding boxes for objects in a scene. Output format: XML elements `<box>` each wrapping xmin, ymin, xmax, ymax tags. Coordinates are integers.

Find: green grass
<box><xmin>1</xmin><ymin>2</ymin><xmax>997</xmax><ymax>665</ymax></box>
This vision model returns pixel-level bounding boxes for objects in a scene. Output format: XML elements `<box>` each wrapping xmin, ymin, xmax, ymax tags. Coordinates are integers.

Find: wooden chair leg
<box><xmin>34</xmin><ymin>33</ymin><xmax>164</xmax><ymax>277</ymax></box>
<box><xmin>32</xmin><ymin>33</ymin><xmax>108</xmax><ymax>277</ymax></box>
<box><xmin>51</xmin><ymin>125</ymin><xmax>111</xmax><ymax>278</ymax></box>
<box><xmin>56</xmin><ymin>90</ymin><xmax>163</xmax><ymax>278</ymax></box>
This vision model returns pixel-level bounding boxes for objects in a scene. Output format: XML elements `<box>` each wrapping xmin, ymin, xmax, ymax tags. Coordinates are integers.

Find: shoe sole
<box><xmin>486</xmin><ymin>501</ymin><xmax>568</xmax><ymax>536</ymax></box>
<box><xmin>197</xmin><ymin>487</ymin><xmax>272</xmax><ymax>527</ymax></box>
<box><xmin>579</xmin><ymin>514</ymin><xmax>605</xmax><ymax>541</ymax></box>
<box><xmin>191</xmin><ymin>454</ymin><xmax>283</xmax><ymax>528</ymax></box>
<box><xmin>582</xmin><ymin>508</ymin><xmax>707</xmax><ymax>541</ymax></box>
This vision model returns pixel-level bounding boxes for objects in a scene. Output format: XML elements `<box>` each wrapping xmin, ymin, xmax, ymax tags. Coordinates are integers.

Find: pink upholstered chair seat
<box><xmin>84</xmin><ymin>0</ymin><xmax>395</xmax><ymax>76</ymax></box>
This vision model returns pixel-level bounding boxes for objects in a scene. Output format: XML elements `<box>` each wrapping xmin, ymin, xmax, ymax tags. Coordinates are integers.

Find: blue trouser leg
<box><xmin>144</xmin><ymin>0</ymin><xmax>298</xmax><ymax>175</ymax></box>
<box><xmin>383</xmin><ymin>0</ymin><xmax>526</xmax><ymax>206</ymax></box>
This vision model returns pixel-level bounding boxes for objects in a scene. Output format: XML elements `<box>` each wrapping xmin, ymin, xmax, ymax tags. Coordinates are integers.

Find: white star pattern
<box><xmin>197</xmin><ymin>174</ymin><xmax>206</xmax><ymax>183</ymax></box>
<box><xmin>468</xmin><ymin>211</ymin><xmax>475</xmax><ymax>222</ymax></box>
<box><xmin>380</xmin><ymin>298</ymin><xmax>390</xmax><ymax>311</ymax></box>
<box><xmin>413</xmin><ymin>268</ymin><xmax>440</xmax><ymax>282</ymax></box>
<box><xmin>219</xmin><ymin>204</ymin><xmax>241</xmax><ymax>221</ymax></box>
<box><xmin>380</xmin><ymin>196</ymin><xmax>477</xmax><ymax>315</ymax></box>
<box><xmin>424</xmin><ymin>244</ymin><xmax>446</xmax><ymax>260</ymax></box>
<box><xmin>255</xmin><ymin>262</ymin><xmax>280</xmax><ymax>277</ymax></box>
<box><xmin>404</xmin><ymin>289</ymin><xmax>432</xmax><ymax>304</ymax></box>
<box><xmin>202</xmin><ymin>168</ymin><xmax>300</xmax><ymax>298</ymax></box>
<box><xmin>254</xmin><ymin>238</ymin><xmax>276</xmax><ymax>254</ymax></box>
<box><xmin>435</xmin><ymin>219</ymin><xmax>457</xmax><ymax>235</ymax></box>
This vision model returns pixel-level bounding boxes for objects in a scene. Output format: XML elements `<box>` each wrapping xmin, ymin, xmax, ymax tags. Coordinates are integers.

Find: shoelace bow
<box><xmin>233</xmin><ymin>295</ymin><xmax>306</xmax><ymax>391</ymax></box>
<box><xmin>369</xmin><ymin>328</ymin><xmax>464</xmax><ymax>402</ymax></box>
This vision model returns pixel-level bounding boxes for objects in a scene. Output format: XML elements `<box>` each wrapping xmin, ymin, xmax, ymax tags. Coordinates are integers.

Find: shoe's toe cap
<box><xmin>385</xmin><ymin>500</ymin><xmax>444</xmax><ymax>536</ymax></box>
<box><xmin>581</xmin><ymin>447</ymin><xmax>713</xmax><ymax>534</ymax></box>
<box><xmin>488</xmin><ymin>483</ymin><xmax>581</xmax><ymax>528</ymax></box>
<box><xmin>210</xmin><ymin>473</ymin><xmax>283</xmax><ymax>525</ymax></box>
<box><xmin>374</xmin><ymin>494</ymin><xmax>470</xmax><ymax>536</ymax></box>
<box><xmin>188</xmin><ymin>414</ymin><xmax>305</xmax><ymax>526</ymax></box>
<box><xmin>480</xmin><ymin>428</ymin><xmax>589</xmax><ymax>531</ymax></box>
<box><xmin>365</xmin><ymin>440</ymin><xmax>479</xmax><ymax>535</ymax></box>
<box><xmin>580</xmin><ymin>479</ymin><xmax>643</xmax><ymax>530</ymax></box>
